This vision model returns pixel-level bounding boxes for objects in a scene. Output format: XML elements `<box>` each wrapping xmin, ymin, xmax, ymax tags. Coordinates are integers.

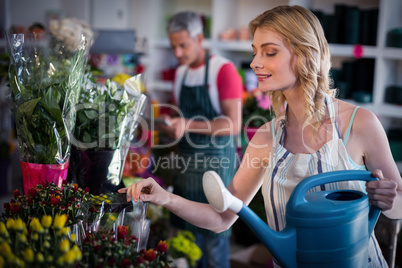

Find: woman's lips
<box><xmin>256</xmin><ymin>74</ymin><xmax>272</xmax><ymax>82</ymax></box>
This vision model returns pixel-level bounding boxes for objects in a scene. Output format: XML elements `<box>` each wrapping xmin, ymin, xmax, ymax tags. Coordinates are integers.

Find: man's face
<box><xmin>168</xmin><ymin>30</ymin><xmax>203</xmax><ymax>67</ymax></box>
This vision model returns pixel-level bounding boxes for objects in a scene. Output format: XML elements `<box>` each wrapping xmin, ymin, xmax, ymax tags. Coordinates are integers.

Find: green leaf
<box><xmin>83</xmin><ymin>132</ymin><xmax>92</xmax><ymax>143</ymax></box>
<box><xmin>84</xmin><ymin>109</ymin><xmax>98</xmax><ymax>119</ymax></box>
<box><xmin>17</xmin><ymin>98</ymin><xmax>41</xmax><ymax>120</ymax></box>
<box><xmin>41</xmin><ymin>86</ymin><xmax>63</xmax><ymax>125</ymax></box>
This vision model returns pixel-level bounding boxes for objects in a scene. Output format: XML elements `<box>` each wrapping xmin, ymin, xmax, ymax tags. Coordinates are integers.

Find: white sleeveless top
<box><xmin>262</xmin><ymin>95</ymin><xmax>388</xmax><ymax>267</ymax></box>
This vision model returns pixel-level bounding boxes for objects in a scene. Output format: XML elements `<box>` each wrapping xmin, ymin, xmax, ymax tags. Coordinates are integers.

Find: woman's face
<box><xmin>250</xmin><ymin>27</ymin><xmax>299</xmax><ymax>93</ymax></box>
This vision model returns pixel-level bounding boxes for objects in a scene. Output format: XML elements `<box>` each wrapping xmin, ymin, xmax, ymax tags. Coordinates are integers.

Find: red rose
<box><xmin>121</xmin><ymin>259</ymin><xmax>131</xmax><ymax>267</ymax></box>
<box><xmin>50</xmin><ymin>195</ymin><xmax>61</xmax><ymax>206</ymax></box>
<box><xmin>13</xmin><ymin>189</ymin><xmax>20</xmax><ymax>199</ymax></box>
<box><xmin>144</xmin><ymin>249</ymin><xmax>156</xmax><ymax>262</ymax></box>
<box><xmin>89</xmin><ymin>206</ymin><xmax>96</xmax><ymax>213</ymax></box>
<box><xmin>26</xmin><ymin>197</ymin><xmax>33</xmax><ymax>205</ymax></box>
<box><xmin>84</xmin><ymin>187</ymin><xmax>89</xmax><ymax>193</ymax></box>
<box><xmin>157</xmin><ymin>240</ymin><xmax>168</xmax><ymax>253</ymax></box>
<box><xmin>94</xmin><ymin>245</ymin><xmax>102</xmax><ymax>253</ymax></box>
<box><xmin>117</xmin><ymin>225</ymin><xmax>129</xmax><ymax>240</ymax></box>
<box><xmin>71</xmin><ymin>183</ymin><xmax>79</xmax><ymax>192</ymax></box>
<box><xmin>10</xmin><ymin>203</ymin><xmax>21</xmax><ymax>214</ymax></box>
<box><xmin>107</xmin><ymin>256</ymin><xmax>116</xmax><ymax>265</ymax></box>
<box><xmin>136</xmin><ymin>256</ymin><xmax>143</xmax><ymax>264</ymax></box>
<box><xmin>3</xmin><ymin>203</ymin><xmax>10</xmax><ymax>211</ymax></box>
<box><xmin>28</xmin><ymin>187</ymin><xmax>38</xmax><ymax>197</ymax></box>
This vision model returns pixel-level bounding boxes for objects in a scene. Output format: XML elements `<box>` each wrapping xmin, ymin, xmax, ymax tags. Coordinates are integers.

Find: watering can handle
<box><xmin>290</xmin><ymin>170</ymin><xmax>381</xmax><ymax>234</ymax></box>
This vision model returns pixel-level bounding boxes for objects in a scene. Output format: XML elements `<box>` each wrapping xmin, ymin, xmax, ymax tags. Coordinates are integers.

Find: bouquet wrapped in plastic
<box><xmin>67</xmin><ymin>74</ymin><xmax>147</xmax><ymax>194</ymax></box>
<box><xmin>6</xmin><ymin>25</ymin><xmax>91</xmax><ymax>194</ymax></box>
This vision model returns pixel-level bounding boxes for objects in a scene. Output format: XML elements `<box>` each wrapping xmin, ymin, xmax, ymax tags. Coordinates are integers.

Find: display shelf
<box><xmin>149</xmin><ymin>80</ymin><xmax>172</xmax><ymax>92</ymax></box>
<box><xmin>383</xmin><ymin>48</ymin><xmax>402</xmax><ymax>60</ymax></box>
<box><xmin>329</xmin><ymin>44</ymin><xmax>378</xmax><ymax>58</ymax></box>
<box><xmin>376</xmin><ymin>103</ymin><xmax>402</xmax><ymax>118</ymax></box>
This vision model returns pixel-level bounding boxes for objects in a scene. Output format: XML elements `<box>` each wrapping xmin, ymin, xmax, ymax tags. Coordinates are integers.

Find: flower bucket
<box><xmin>6</xmin><ymin>28</ymin><xmax>90</xmax><ymax>184</ymax></box>
<box><xmin>244</xmin><ymin>127</ymin><xmax>259</xmax><ymax>141</ymax></box>
<box><xmin>20</xmin><ymin>161</ymin><xmax>69</xmax><ymax>194</ymax></box>
<box><xmin>68</xmin><ymin>148</ymin><xmax>124</xmax><ymax>195</ymax></box>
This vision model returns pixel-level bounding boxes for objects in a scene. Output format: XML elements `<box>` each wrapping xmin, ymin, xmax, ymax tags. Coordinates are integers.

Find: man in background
<box><xmin>158</xmin><ymin>11</ymin><xmax>243</xmax><ymax>268</ymax></box>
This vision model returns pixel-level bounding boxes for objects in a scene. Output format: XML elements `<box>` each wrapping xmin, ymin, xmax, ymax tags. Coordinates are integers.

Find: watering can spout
<box><xmin>237</xmin><ymin>204</ymin><xmax>297</xmax><ymax>267</ymax></box>
<box><xmin>202</xmin><ymin>171</ymin><xmax>297</xmax><ymax>267</ymax></box>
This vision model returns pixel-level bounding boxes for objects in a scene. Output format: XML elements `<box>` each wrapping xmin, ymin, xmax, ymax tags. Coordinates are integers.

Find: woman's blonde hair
<box><xmin>249</xmin><ymin>5</ymin><xmax>335</xmax><ymax>130</ymax></box>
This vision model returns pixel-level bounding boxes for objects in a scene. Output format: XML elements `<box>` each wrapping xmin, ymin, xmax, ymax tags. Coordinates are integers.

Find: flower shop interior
<box><xmin>0</xmin><ymin>0</ymin><xmax>402</xmax><ymax>267</ymax></box>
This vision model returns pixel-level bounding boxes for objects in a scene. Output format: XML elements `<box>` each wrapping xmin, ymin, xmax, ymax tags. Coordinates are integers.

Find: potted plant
<box><xmin>167</xmin><ymin>230</ymin><xmax>202</xmax><ymax>268</ymax></box>
<box><xmin>67</xmin><ymin>74</ymin><xmax>146</xmax><ymax>194</ymax></box>
<box><xmin>242</xmin><ymin>89</ymin><xmax>274</xmax><ymax>141</ymax></box>
<box><xmin>6</xmin><ymin>20</ymin><xmax>92</xmax><ymax>194</ymax></box>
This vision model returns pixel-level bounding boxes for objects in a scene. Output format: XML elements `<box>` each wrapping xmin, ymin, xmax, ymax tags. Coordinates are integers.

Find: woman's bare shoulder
<box><xmin>333</xmin><ymin>98</ymin><xmax>378</xmax><ymax>131</ymax></box>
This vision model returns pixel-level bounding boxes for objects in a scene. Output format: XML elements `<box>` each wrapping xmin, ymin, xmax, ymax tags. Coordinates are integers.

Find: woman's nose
<box><xmin>250</xmin><ymin>57</ymin><xmax>262</xmax><ymax>70</ymax></box>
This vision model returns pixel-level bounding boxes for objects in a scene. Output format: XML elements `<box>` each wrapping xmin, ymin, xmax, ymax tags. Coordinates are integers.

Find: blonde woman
<box><xmin>120</xmin><ymin>6</ymin><xmax>401</xmax><ymax>267</ymax></box>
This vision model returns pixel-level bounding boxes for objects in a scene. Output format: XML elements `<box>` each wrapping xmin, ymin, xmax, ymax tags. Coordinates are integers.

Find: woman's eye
<box><xmin>267</xmin><ymin>53</ymin><xmax>277</xmax><ymax>57</ymax></box>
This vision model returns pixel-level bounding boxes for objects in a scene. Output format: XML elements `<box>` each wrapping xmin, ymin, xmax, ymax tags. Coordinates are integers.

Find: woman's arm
<box><xmin>118</xmin><ymin>121</ymin><xmax>274</xmax><ymax>232</ymax></box>
<box><xmin>351</xmin><ymin>108</ymin><xmax>402</xmax><ymax>219</ymax></box>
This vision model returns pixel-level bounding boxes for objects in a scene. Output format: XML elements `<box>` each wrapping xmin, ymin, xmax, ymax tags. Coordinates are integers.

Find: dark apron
<box><xmin>171</xmin><ymin>53</ymin><xmax>237</xmax><ymax>237</ymax></box>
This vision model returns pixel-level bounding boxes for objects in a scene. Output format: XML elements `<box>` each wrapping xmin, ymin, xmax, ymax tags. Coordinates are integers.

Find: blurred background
<box><xmin>0</xmin><ymin>0</ymin><xmax>401</xmax><ymax>267</ymax></box>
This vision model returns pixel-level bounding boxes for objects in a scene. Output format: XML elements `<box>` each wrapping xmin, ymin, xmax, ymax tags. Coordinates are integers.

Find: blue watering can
<box><xmin>202</xmin><ymin>170</ymin><xmax>381</xmax><ymax>268</ymax></box>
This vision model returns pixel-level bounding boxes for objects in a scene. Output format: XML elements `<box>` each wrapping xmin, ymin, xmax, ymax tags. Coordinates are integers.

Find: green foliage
<box><xmin>167</xmin><ymin>230</ymin><xmax>202</xmax><ymax>267</ymax></box>
<box><xmin>9</xmin><ymin>47</ymin><xmax>87</xmax><ymax>164</ymax></box>
<box><xmin>73</xmin><ymin>76</ymin><xmax>139</xmax><ymax>150</ymax></box>
<box><xmin>243</xmin><ymin>94</ymin><xmax>274</xmax><ymax>128</ymax></box>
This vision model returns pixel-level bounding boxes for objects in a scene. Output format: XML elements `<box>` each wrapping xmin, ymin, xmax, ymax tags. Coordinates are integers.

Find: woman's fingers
<box><xmin>366</xmin><ymin>169</ymin><xmax>398</xmax><ymax>211</ymax></box>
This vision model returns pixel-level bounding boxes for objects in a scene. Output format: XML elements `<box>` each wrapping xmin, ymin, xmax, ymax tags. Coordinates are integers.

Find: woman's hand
<box><xmin>366</xmin><ymin>169</ymin><xmax>398</xmax><ymax>211</ymax></box>
<box><xmin>118</xmin><ymin>177</ymin><xmax>170</xmax><ymax>206</ymax></box>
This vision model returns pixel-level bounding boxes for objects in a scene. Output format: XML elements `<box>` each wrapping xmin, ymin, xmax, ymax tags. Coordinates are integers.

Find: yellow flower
<box><xmin>0</xmin><ymin>222</ymin><xmax>9</xmax><ymax>237</ymax></box>
<box><xmin>36</xmin><ymin>253</ymin><xmax>44</xmax><ymax>263</ymax></box>
<box><xmin>23</xmin><ymin>248</ymin><xmax>34</xmax><ymax>262</ymax></box>
<box><xmin>14</xmin><ymin>218</ymin><xmax>25</xmax><ymax>231</ymax></box>
<box><xmin>57</xmin><ymin>227</ymin><xmax>69</xmax><ymax>237</ymax></box>
<box><xmin>17</xmin><ymin>233</ymin><xmax>27</xmax><ymax>243</ymax></box>
<box><xmin>70</xmin><ymin>234</ymin><xmax>76</xmax><ymax>242</ymax></box>
<box><xmin>63</xmin><ymin>250</ymin><xmax>76</xmax><ymax>265</ymax></box>
<box><xmin>72</xmin><ymin>245</ymin><xmax>82</xmax><ymax>261</ymax></box>
<box><xmin>60</xmin><ymin>239</ymin><xmax>70</xmax><ymax>252</ymax></box>
<box><xmin>109</xmin><ymin>215</ymin><xmax>116</xmax><ymax>221</ymax></box>
<box><xmin>6</xmin><ymin>218</ymin><xmax>15</xmax><ymax>230</ymax></box>
<box><xmin>112</xmin><ymin>73</ymin><xmax>131</xmax><ymax>86</ymax></box>
<box><xmin>57</xmin><ymin>256</ymin><xmax>64</xmax><ymax>266</ymax></box>
<box><xmin>14</xmin><ymin>257</ymin><xmax>24</xmax><ymax>267</ymax></box>
<box><xmin>53</xmin><ymin>214</ymin><xmax>67</xmax><ymax>229</ymax></box>
<box><xmin>47</xmin><ymin>255</ymin><xmax>53</xmax><ymax>262</ymax></box>
<box><xmin>41</xmin><ymin>215</ymin><xmax>52</xmax><ymax>228</ymax></box>
<box><xmin>30</xmin><ymin>233</ymin><xmax>39</xmax><ymax>241</ymax></box>
<box><xmin>30</xmin><ymin>218</ymin><xmax>44</xmax><ymax>233</ymax></box>
<box><xmin>0</xmin><ymin>242</ymin><xmax>11</xmax><ymax>257</ymax></box>
<box><xmin>43</xmin><ymin>241</ymin><xmax>50</xmax><ymax>248</ymax></box>
<box><xmin>0</xmin><ymin>256</ymin><xmax>4</xmax><ymax>268</ymax></box>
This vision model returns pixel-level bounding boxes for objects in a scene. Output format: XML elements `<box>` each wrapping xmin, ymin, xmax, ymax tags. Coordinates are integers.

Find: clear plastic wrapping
<box><xmin>6</xmin><ymin>30</ymin><xmax>90</xmax><ymax>193</ymax></box>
